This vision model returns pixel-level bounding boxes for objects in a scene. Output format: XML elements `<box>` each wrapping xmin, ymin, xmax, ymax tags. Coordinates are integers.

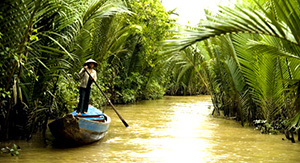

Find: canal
<box><xmin>2</xmin><ymin>96</ymin><xmax>300</xmax><ymax>162</ymax></box>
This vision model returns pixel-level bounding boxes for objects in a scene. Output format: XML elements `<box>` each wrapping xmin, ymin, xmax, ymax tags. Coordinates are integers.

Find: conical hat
<box><xmin>84</xmin><ymin>59</ymin><xmax>98</xmax><ymax>67</ymax></box>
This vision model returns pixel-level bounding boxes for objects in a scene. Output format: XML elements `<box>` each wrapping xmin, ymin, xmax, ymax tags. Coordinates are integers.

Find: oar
<box><xmin>84</xmin><ymin>68</ymin><xmax>129</xmax><ymax>127</ymax></box>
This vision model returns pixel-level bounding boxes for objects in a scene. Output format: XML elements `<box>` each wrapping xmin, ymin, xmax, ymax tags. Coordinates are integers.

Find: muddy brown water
<box><xmin>1</xmin><ymin>95</ymin><xmax>300</xmax><ymax>162</ymax></box>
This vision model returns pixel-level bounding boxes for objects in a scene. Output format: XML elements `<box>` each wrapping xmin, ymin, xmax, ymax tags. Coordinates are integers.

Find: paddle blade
<box><xmin>122</xmin><ymin>119</ymin><xmax>129</xmax><ymax>127</ymax></box>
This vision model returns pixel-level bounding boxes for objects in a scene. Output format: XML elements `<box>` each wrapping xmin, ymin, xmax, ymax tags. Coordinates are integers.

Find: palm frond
<box><xmin>163</xmin><ymin>0</ymin><xmax>300</xmax><ymax>53</ymax></box>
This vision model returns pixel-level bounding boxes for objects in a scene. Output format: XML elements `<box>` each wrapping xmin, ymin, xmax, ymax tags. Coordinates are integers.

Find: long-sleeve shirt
<box><xmin>79</xmin><ymin>68</ymin><xmax>97</xmax><ymax>88</ymax></box>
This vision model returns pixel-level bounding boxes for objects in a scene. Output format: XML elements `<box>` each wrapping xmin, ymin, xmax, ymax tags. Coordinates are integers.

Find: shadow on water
<box><xmin>49</xmin><ymin>136</ymin><xmax>107</xmax><ymax>149</ymax></box>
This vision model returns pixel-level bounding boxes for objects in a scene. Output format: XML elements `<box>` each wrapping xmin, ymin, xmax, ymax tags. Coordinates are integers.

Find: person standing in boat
<box><xmin>77</xmin><ymin>59</ymin><xmax>98</xmax><ymax>115</ymax></box>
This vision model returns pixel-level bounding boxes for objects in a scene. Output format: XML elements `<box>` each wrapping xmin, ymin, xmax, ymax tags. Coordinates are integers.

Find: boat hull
<box><xmin>48</xmin><ymin>114</ymin><xmax>110</xmax><ymax>145</ymax></box>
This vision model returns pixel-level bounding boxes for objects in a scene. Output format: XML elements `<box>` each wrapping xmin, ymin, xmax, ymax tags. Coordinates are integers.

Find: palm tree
<box><xmin>0</xmin><ymin>0</ymin><xmax>130</xmax><ymax>140</ymax></box>
<box><xmin>161</xmin><ymin>45</ymin><xmax>208</xmax><ymax>95</ymax></box>
<box><xmin>164</xmin><ymin>0</ymin><xmax>300</xmax><ymax>131</ymax></box>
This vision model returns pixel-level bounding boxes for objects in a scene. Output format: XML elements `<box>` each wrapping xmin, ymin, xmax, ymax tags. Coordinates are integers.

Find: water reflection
<box><xmin>1</xmin><ymin>95</ymin><xmax>300</xmax><ymax>162</ymax></box>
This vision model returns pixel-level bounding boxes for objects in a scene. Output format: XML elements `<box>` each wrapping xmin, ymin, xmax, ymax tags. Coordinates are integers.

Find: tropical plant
<box><xmin>163</xmin><ymin>0</ymin><xmax>300</xmax><ymax>135</ymax></box>
<box><xmin>98</xmin><ymin>0</ymin><xmax>176</xmax><ymax>103</ymax></box>
<box><xmin>0</xmin><ymin>0</ymin><xmax>176</xmax><ymax>140</ymax></box>
<box><xmin>161</xmin><ymin>45</ymin><xmax>208</xmax><ymax>95</ymax></box>
<box><xmin>0</xmin><ymin>0</ymin><xmax>130</xmax><ymax>140</ymax></box>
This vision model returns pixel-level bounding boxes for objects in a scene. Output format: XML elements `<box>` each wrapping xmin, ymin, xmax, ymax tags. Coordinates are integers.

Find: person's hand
<box><xmin>84</xmin><ymin>65</ymin><xmax>88</xmax><ymax>69</ymax></box>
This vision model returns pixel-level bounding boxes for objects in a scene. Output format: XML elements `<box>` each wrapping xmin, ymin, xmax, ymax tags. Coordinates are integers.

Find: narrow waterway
<box><xmin>2</xmin><ymin>96</ymin><xmax>300</xmax><ymax>162</ymax></box>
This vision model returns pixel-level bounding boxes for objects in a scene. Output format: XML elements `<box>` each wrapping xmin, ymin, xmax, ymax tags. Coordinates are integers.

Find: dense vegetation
<box><xmin>1</xmin><ymin>0</ymin><xmax>300</xmax><ymax>143</ymax></box>
<box><xmin>164</xmin><ymin>0</ymin><xmax>300</xmax><ymax>141</ymax></box>
<box><xmin>0</xmin><ymin>0</ymin><xmax>179</xmax><ymax>140</ymax></box>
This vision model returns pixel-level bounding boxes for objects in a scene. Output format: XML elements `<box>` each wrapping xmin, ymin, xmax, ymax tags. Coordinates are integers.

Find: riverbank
<box><xmin>212</xmin><ymin>109</ymin><xmax>299</xmax><ymax>143</ymax></box>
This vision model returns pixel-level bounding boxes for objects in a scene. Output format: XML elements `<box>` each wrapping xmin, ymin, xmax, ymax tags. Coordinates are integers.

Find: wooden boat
<box><xmin>48</xmin><ymin>105</ymin><xmax>111</xmax><ymax>145</ymax></box>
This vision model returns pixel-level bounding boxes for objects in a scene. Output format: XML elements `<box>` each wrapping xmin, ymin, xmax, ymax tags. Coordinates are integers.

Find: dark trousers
<box><xmin>77</xmin><ymin>87</ymin><xmax>91</xmax><ymax>113</ymax></box>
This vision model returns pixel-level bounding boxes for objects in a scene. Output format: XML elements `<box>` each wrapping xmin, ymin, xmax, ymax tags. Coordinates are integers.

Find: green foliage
<box><xmin>121</xmin><ymin>89</ymin><xmax>136</xmax><ymax>103</ymax></box>
<box><xmin>128</xmin><ymin>0</ymin><xmax>174</xmax><ymax>64</ymax></box>
<box><xmin>0</xmin><ymin>0</ymin><xmax>176</xmax><ymax>140</ymax></box>
<box><xmin>161</xmin><ymin>44</ymin><xmax>208</xmax><ymax>95</ymax></box>
<box><xmin>143</xmin><ymin>81</ymin><xmax>165</xmax><ymax>99</ymax></box>
<box><xmin>0</xmin><ymin>0</ymin><xmax>132</xmax><ymax>140</ymax></box>
<box><xmin>94</xmin><ymin>0</ymin><xmax>176</xmax><ymax>103</ymax></box>
<box><xmin>1</xmin><ymin>144</ymin><xmax>20</xmax><ymax>156</ymax></box>
<box><xmin>163</xmin><ymin>0</ymin><xmax>300</xmax><ymax>137</ymax></box>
